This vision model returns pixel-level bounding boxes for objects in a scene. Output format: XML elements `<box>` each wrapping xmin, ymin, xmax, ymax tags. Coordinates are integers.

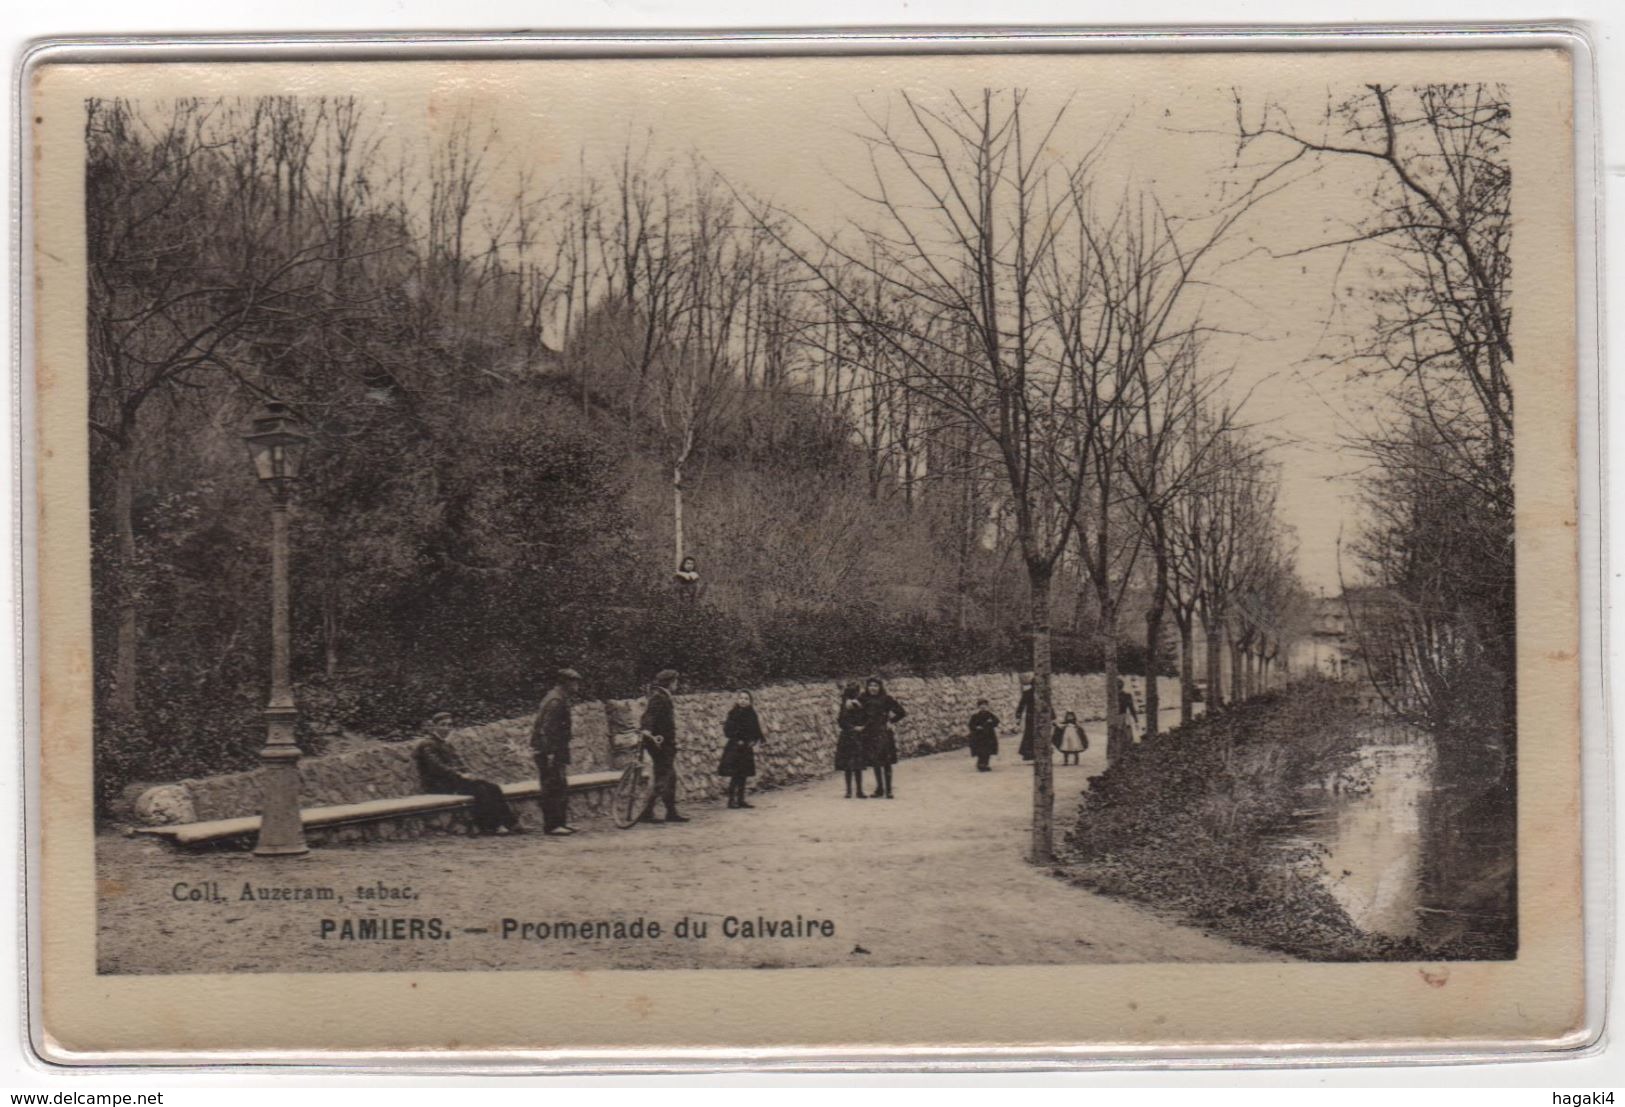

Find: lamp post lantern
<box><xmin>243</xmin><ymin>400</ymin><xmax>311</xmax><ymax>857</ymax></box>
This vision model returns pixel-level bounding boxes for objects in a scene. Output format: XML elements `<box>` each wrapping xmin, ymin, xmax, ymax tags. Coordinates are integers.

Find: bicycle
<box><xmin>610</xmin><ymin>731</ymin><xmax>656</xmax><ymax>829</ymax></box>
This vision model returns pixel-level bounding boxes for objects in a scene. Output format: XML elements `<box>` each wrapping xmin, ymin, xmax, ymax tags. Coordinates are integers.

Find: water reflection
<box><xmin>1278</xmin><ymin>727</ymin><xmax>1434</xmax><ymax>939</ymax></box>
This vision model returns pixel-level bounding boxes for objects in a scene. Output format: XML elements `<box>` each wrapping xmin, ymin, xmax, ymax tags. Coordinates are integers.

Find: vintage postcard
<box><xmin>24</xmin><ymin>36</ymin><xmax>1589</xmax><ymax>1063</ymax></box>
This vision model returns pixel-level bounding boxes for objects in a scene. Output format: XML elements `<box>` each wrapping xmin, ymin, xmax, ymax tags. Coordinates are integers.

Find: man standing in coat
<box><xmin>638</xmin><ymin>669</ymin><xmax>689</xmax><ymax>824</ymax></box>
<box><xmin>532</xmin><ymin>668</ymin><xmax>583</xmax><ymax>836</ymax></box>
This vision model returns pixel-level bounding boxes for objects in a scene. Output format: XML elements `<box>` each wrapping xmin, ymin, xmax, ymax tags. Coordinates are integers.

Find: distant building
<box><xmin>1290</xmin><ymin>594</ymin><xmax>1360</xmax><ymax>680</ymax></box>
<box><xmin>1181</xmin><ymin>590</ymin><xmax>1393</xmax><ymax>712</ymax></box>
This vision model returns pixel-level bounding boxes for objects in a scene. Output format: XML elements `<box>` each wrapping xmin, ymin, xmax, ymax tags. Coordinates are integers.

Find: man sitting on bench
<box><xmin>415</xmin><ymin>712</ymin><xmax>525</xmax><ymax>836</ymax></box>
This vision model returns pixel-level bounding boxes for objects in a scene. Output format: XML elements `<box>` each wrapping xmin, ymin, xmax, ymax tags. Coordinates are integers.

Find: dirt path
<box><xmin>97</xmin><ymin>738</ymin><xmax>1279</xmax><ymax>974</ymax></box>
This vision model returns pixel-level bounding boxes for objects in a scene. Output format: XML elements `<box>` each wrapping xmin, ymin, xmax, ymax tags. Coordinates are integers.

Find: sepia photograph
<box><xmin>26</xmin><ymin>41</ymin><xmax>1585</xmax><ymax>1057</ymax></box>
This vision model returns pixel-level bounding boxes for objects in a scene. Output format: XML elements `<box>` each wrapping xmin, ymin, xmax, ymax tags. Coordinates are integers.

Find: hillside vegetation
<box><xmin>88</xmin><ymin>98</ymin><xmax>1169</xmax><ymax>808</ymax></box>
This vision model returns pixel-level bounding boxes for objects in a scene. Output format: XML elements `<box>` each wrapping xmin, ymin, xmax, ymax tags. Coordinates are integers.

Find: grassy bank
<box><xmin>1061</xmin><ymin>679</ymin><xmax>1422</xmax><ymax>962</ymax></box>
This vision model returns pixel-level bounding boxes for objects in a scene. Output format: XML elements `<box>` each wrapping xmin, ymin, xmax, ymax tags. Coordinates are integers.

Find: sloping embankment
<box><xmin>1061</xmin><ymin>679</ymin><xmax>1422</xmax><ymax>962</ymax></box>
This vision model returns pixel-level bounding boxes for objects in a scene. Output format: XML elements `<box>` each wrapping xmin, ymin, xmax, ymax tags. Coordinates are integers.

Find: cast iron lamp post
<box><xmin>243</xmin><ymin>400</ymin><xmax>311</xmax><ymax>857</ymax></box>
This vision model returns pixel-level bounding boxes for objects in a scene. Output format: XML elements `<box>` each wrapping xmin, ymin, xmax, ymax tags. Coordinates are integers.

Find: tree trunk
<box><xmin>1178</xmin><ymin>617</ymin><xmax>1195</xmax><ymax>724</ymax></box>
<box><xmin>954</xmin><ymin>528</ymin><xmax>970</xmax><ymax>632</ymax></box>
<box><xmin>1143</xmin><ymin>527</ymin><xmax>1170</xmax><ymax>738</ymax></box>
<box><xmin>955</xmin><ymin>459</ymin><xmax>973</xmax><ymax>632</ymax></box>
<box><xmin>901</xmin><ymin>409</ymin><xmax>916</xmax><ymax>512</ymax></box>
<box><xmin>322</xmin><ymin>587</ymin><xmax>340</xmax><ymax>680</ymax></box>
<box><xmin>867</xmin><ymin>387</ymin><xmax>882</xmax><ymax>501</ymax></box>
<box><xmin>1028</xmin><ymin>564</ymin><xmax>1057</xmax><ymax>864</ymax></box>
<box><xmin>1205</xmin><ymin>620</ymin><xmax>1224</xmax><ymax>711</ymax></box>
<box><xmin>672</xmin><ymin>464</ymin><xmax>685</xmax><ymax>570</ymax></box>
<box><xmin>111</xmin><ymin>445</ymin><xmax>138</xmax><ymax>723</ymax></box>
<box><xmin>1100</xmin><ymin>595</ymin><xmax>1123</xmax><ymax>764</ymax></box>
<box><xmin>1144</xmin><ymin>598</ymin><xmax>1165</xmax><ymax>740</ymax></box>
<box><xmin>1229</xmin><ymin>636</ymin><xmax>1244</xmax><ymax>705</ymax></box>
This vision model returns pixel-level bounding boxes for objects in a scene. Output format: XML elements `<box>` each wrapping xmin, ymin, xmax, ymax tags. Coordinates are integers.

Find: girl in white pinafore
<box><xmin>1051</xmin><ymin>711</ymin><xmax>1089</xmax><ymax>766</ymax></box>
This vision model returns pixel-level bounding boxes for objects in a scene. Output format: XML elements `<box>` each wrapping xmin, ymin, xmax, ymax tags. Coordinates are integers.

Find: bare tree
<box><xmin>642</xmin><ymin>168</ymin><xmax>780</xmax><ymax>568</ymax></box>
<box><xmin>1221</xmin><ymin>459</ymin><xmax>1285</xmax><ymax>705</ymax></box>
<box><xmin>86</xmin><ymin>97</ymin><xmax>350</xmax><ymax>723</ymax></box>
<box><xmin>1230</xmin><ymin>518</ymin><xmax>1299</xmax><ymax>697</ymax></box>
<box><xmin>1138</xmin><ymin>375</ymin><xmax>1254</xmax><ymax>726</ymax></box>
<box><xmin>1182</xmin><ymin>427</ymin><xmax>1259</xmax><ymax>707</ymax></box>
<box><xmin>1167</xmin><ymin>464</ymin><xmax>1206</xmax><ymax>722</ymax></box>
<box><xmin>1237</xmin><ymin>85</ymin><xmax>1510</xmax><ymax>491</ymax></box>
<box><xmin>426</xmin><ymin>110</ymin><xmax>501</xmax><ymax>329</ymax></box>
<box><xmin>556</xmin><ymin>158</ymin><xmax>604</xmax><ymax>410</ymax></box>
<box><xmin>1238</xmin><ymin>83</ymin><xmax>1514</xmax><ymax>747</ymax></box>
<box><xmin>1051</xmin><ymin>183</ymin><xmax>1252</xmax><ymax>752</ymax></box>
<box><xmin>748</xmin><ymin>89</ymin><xmax>1111</xmax><ymax>861</ymax></box>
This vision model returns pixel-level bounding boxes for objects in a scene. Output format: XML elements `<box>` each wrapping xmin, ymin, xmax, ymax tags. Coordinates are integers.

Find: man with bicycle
<box><xmin>637</xmin><ymin>668</ymin><xmax>689</xmax><ymax>824</ymax></box>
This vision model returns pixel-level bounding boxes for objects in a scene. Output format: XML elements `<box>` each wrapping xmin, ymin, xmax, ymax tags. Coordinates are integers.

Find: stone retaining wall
<box><xmin>133</xmin><ymin>672</ymin><xmax>1179</xmax><ymax>826</ymax></box>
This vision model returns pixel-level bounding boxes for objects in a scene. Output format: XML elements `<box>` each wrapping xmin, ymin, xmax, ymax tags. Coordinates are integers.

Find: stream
<box><xmin>1274</xmin><ymin>723</ymin><xmax>1435</xmax><ymax>940</ymax></box>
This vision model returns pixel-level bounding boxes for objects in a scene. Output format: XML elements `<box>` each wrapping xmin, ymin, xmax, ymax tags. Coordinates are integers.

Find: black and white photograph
<box><xmin>25</xmin><ymin>41</ymin><xmax>1586</xmax><ymax>1057</ymax></box>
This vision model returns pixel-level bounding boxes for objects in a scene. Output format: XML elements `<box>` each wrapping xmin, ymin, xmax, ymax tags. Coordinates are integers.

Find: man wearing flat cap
<box><xmin>638</xmin><ymin>668</ymin><xmax>688</xmax><ymax>824</ymax></box>
<box><xmin>532</xmin><ymin>668</ymin><xmax>584</xmax><ymax>836</ymax></box>
<box><xmin>416</xmin><ymin>713</ymin><xmax>523</xmax><ymax>836</ymax></box>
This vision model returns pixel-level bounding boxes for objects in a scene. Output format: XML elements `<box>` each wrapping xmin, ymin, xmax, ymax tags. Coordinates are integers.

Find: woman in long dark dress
<box><xmin>835</xmin><ymin>681</ymin><xmax>867</xmax><ymax>798</ymax></box>
<box><xmin>717</xmin><ymin>690</ymin><xmax>765</xmax><ymax>809</ymax></box>
<box><xmin>1116</xmin><ymin>677</ymin><xmax>1141</xmax><ymax>739</ymax></box>
<box><xmin>859</xmin><ymin>677</ymin><xmax>907</xmax><ymax>799</ymax></box>
<box><xmin>1108</xmin><ymin>676</ymin><xmax>1140</xmax><ymax>761</ymax></box>
<box><xmin>1015</xmin><ymin>675</ymin><xmax>1037</xmax><ymax>760</ymax></box>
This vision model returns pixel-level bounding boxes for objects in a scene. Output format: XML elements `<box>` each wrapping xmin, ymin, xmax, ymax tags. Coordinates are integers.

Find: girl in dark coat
<box><xmin>859</xmin><ymin>677</ymin><xmax>907</xmax><ymax>799</ymax></box>
<box><xmin>967</xmin><ymin>699</ymin><xmax>1001</xmax><ymax>772</ymax></box>
<box><xmin>835</xmin><ymin>682</ymin><xmax>867</xmax><ymax>798</ymax></box>
<box><xmin>717</xmin><ymin>690</ymin><xmax>766</xmax><ymax>809</ymax></box>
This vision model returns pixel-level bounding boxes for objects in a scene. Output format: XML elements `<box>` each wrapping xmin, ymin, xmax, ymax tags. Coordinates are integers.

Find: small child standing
<box><xmin>967</xmin><ymin>699</ymin><xmax>1000</xmax><ymax>772</ymax></box>
<box><xmin>717</xmin><ymin>690</ymin><xmax>765</xmax><ymax>809</ymax></box>
<box><xmin>1052</xmin><ymin>711</ymin><xmax>1088</xmax><ymax>766</ymax></box>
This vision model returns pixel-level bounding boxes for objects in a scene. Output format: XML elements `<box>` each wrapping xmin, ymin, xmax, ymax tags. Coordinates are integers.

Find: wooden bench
<box><xmin>133</xmin><ymin>771</ymin><xmax>625</xmax><ymax>850</ymax></box>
